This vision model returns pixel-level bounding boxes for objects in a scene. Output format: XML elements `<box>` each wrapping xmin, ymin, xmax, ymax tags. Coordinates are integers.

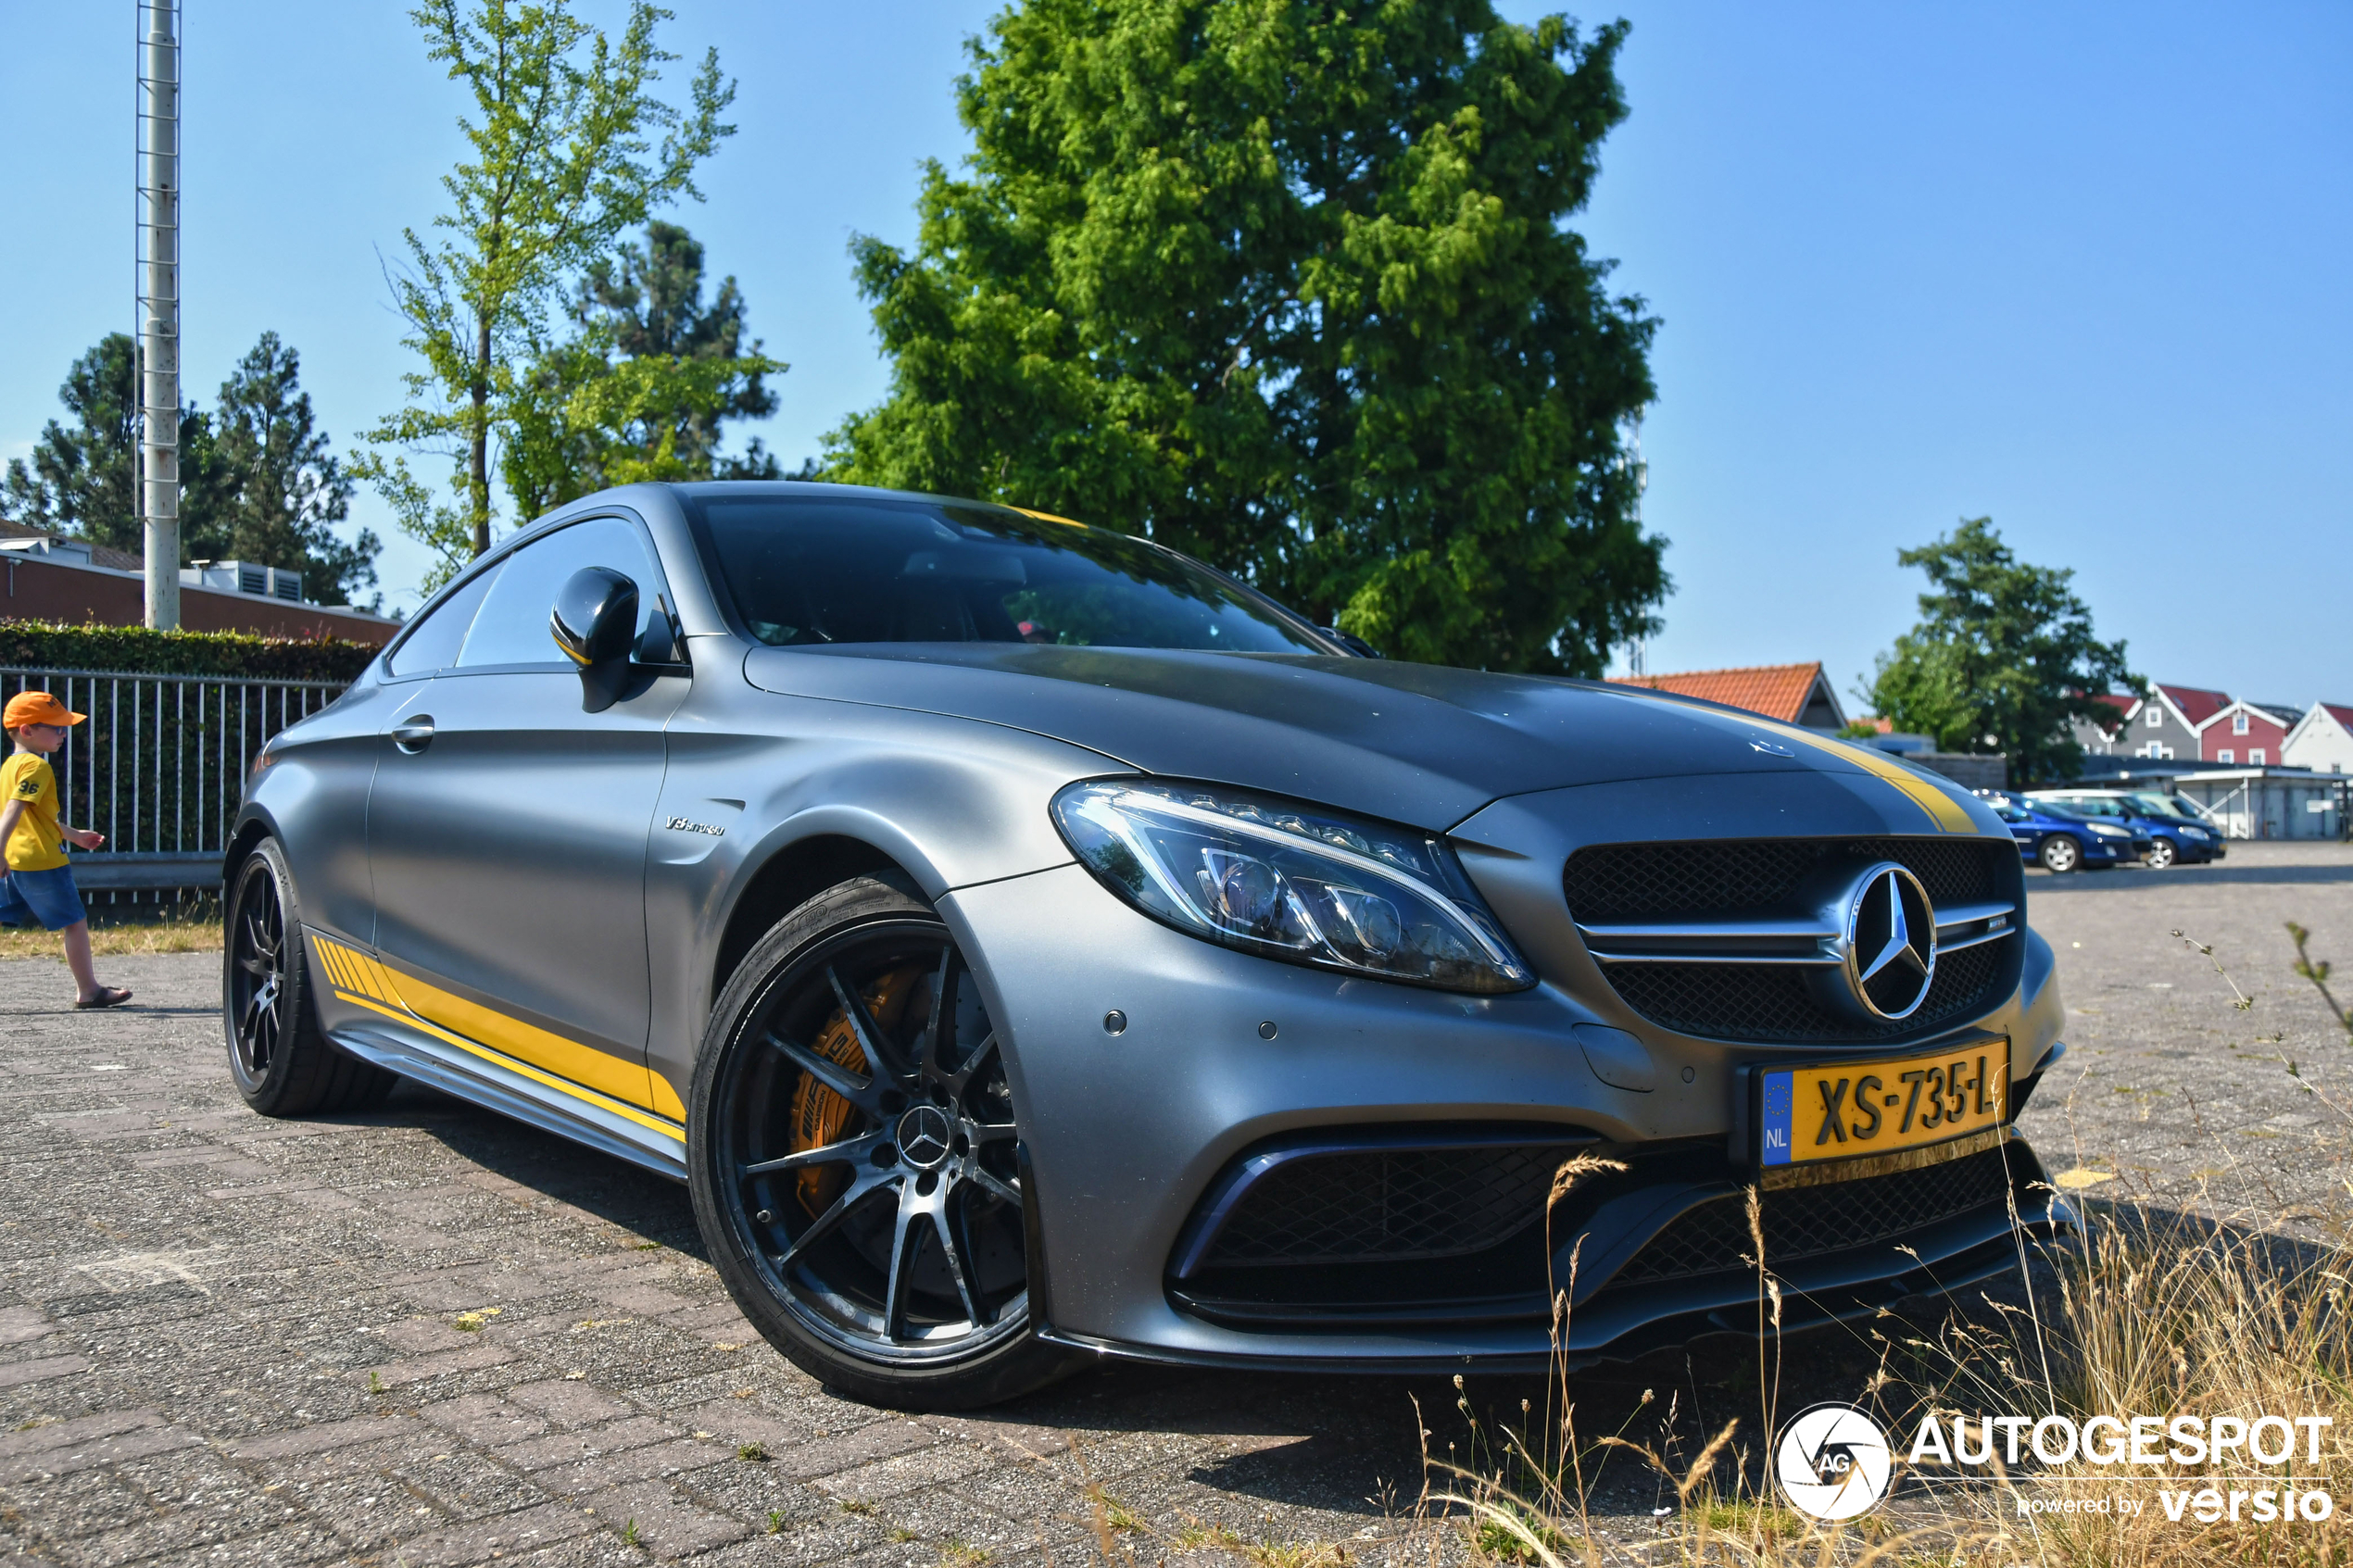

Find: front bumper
<box><xmin>942</xmin><ymin>860</ymin><xmax>2070</xmax><ymax>1372</ymax></box>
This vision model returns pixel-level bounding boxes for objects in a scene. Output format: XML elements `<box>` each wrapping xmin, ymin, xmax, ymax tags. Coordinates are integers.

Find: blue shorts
<box><xmin>0</xmin><ymin>866</ymin><xmax>88</xmax><ymax>932</ymax></box>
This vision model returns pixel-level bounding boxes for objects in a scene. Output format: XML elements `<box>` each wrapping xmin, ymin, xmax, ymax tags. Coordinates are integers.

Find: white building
<box><xmin>2283</xmin><ymin>703</ymin><xmax>2353</xmax><ymax>775</ymax></box>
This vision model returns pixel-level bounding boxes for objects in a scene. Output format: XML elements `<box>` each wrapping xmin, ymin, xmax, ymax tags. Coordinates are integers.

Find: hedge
<box><xmin>0</xmin><ymin>620</ymin><xmax>380</xmax><ymax>683</ymax></box>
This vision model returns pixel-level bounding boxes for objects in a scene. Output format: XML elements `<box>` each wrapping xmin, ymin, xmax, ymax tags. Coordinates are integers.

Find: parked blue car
<box><xmin>2027</xmin><ymin>789</ymin><xmax>2226</xmax><ymax>869</ymax></box>
<box><xmin>1975</xmin><ymin>792</ymin><xmax>2146</xmax><ymax>872</ymax></box>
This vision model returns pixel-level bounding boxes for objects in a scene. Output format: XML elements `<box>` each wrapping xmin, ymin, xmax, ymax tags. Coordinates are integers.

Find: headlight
<box><xmin>2090</xmin><ymin>823</ymin><xmax>2132</xmax><ymax>839</ymax></box>
<box><xmin>1051</xmin><ymin>779</ymin><xmax>1534</xmax><ymax>993</ymax></box>
<box><xmin>2181</xmin><ymin>827</ymin><xmax>2208</xmax><ymax>840</ymax></box>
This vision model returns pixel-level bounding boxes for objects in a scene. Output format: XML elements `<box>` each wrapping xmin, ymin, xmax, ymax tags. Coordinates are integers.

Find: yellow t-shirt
<box><xmin>2</xmin><ymin>752</ymin><xmax>68</xmax><ymax>872</ymax></box>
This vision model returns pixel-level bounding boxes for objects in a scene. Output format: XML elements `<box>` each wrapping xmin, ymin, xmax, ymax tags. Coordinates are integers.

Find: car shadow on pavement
<box><xmin>359</xmin><ymin>1076</ymin><xmax>708</xmax><ymax>1251</ymax></box>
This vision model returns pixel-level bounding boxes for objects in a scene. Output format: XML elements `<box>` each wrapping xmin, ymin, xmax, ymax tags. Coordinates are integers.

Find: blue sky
<box><xmin>2</xmin><ymin>3</ymin><xmax>2346</xmax><ymax>706</ymax></box>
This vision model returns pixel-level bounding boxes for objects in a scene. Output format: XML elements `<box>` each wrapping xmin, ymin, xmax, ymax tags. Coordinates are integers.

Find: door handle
<box><xmin>391</xmin><ymin>716</ymin><xmax>435</xmax><ymax>755</ymax></box>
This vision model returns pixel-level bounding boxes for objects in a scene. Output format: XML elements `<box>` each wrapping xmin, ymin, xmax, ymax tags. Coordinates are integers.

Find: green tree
<box><xmin>2</xmin><ymin>333</ymin><xmax>220</xmax><ymax>556</ymax></box>
<box><xmin>575</xmin><ymin>220</ymin><xmax>782</xmax><ymax>477</ymax></box>
<box><xmin>208</xmin><ymin>333</ymin><xmax>384</xmax><ymax>607</ymax></box>
<box><xmin>359</xmin><ymin>0</ymin><xmax>735</xmax><ymax>584</ymax></box>
<box><xmin>1864</xmin><ymin>518</ymin><xmax>2138</xmax><ymax>784</ymax></box>
<box><xmin>824</xmin><ymin>0</ymin><xmax>1663</xmax><ymax>673</ymax></box>
<box><xmin>502</xmin><ymin>221</ymin><xmax>786</xmax><ymax>518</ymax></box>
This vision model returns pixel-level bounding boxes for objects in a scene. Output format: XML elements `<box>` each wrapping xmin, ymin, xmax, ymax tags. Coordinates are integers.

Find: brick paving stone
<box><xmin>0</xmin><ymin>1355</ymin><xmax>89</xmax><ymax>1389</ymax></box>
<box><xmin>382</xmin><ymin>1499</ymin><xmax>599</xmax><ymax>1565</ymax></box>
<box><xmin>576</xmin><ymin>1475</ymin><xmax>754</xmax><ymax>1557</ymax></box>
<box><xmin>231</xmin><ymin>1414</ymin><xmax>421</xmax><ymax>1460</ymax></box>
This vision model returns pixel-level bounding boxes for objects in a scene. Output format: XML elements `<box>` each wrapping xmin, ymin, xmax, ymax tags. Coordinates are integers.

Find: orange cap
<box><xmin>4</xmin><ymin>691</ymin><xmax>86</xmax><ymax>730</ymax></box>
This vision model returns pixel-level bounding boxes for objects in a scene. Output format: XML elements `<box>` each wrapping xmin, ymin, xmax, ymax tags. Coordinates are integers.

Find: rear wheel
<box><xmin>223</xmin><ymin>840</ymin><xmax>396</xmax><ymax>1115</ymax></box>
<box><xmin>2144</xmin><ymin>837</ymin><xmax>2177</xmax><ymax>870</ymax></box>
<box><xmin>686</xmin><ymin>875</ymin><xmax>1076</xmax><ymax>1411</ymax></box>
<box><xmin>2038</xmin><ymin>835</ymin><xmax>2082</xmax><ymax>873</ymax></box>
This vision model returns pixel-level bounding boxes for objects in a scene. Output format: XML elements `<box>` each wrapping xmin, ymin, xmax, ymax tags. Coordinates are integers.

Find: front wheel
<box><xmin>2144</xmin><ymin>837</ymin><xmax>2177</xmax><ymax>870</ymax></box>
<box><xmin>686</xmin><ymin>874</ymin><xmax>1077</xmax><ymax>1411</ymax></box>
<box><xmin>2038</xmin><ymin>834</ymin><xmax>2082</xmax><ymax>873</ymax></box>
<box><xmin>223</xmin><ymin>840</ymin><xmax>396</xmax><ymax>1116</ymax></box>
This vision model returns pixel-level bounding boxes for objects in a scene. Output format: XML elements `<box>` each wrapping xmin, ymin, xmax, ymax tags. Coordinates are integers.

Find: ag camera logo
<box><xmin>1777</xmin><ymin>1402</ymin><xmax>1894</xmax><ymax>1521</ymax></box>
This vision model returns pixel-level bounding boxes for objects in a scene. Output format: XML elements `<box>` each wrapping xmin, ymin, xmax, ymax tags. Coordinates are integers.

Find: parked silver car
<box><xmin>224</xmin><ymin>483</ymin><xmax>2072</xmax><ymax>1409</ymax></box>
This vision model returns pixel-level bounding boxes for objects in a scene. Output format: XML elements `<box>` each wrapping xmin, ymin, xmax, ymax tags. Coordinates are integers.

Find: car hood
<box><xmin>742</xmin><ymin>643</ymin><xmax>1989</xmax><ymax>834</ymax></box>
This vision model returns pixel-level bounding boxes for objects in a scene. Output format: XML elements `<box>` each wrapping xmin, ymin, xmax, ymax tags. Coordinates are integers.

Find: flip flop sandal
<box><xmin>75</xmin><ymin>988</ymin><xmax>133</xmax><ymax>1010</ymax></box>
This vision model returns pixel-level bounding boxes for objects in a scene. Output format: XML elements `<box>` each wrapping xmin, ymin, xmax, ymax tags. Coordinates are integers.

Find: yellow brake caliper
<box><xmin>789</xmin><ymin>966</ymin><xmax>920</xmax><ymax>1215</ymax></box>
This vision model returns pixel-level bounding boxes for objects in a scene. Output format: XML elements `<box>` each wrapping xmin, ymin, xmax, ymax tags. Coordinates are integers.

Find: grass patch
<box><xmin>0</xmin><ymin>900</ymin><xmax>220</xmax><ymax>960</ymax></box>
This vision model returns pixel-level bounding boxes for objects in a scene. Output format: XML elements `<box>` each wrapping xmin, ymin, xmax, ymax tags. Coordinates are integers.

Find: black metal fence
<box><xmin>0</xmin><ymin>667</ymin><xmax>348</xmax><ymax>901</ymax></box>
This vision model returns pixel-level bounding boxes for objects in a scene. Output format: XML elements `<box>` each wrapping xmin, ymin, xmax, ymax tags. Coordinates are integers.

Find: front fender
<box><xmin>645</xmin><ymin>686</ymin><xmax>1130</xmax><ymax>1098</ymax></box>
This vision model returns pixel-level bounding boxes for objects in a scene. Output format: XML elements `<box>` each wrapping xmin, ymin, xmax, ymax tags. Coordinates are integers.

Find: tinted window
<box><xmin>458</xmin><ymin>517</ymin><xmax>672</xmax><ymax>669</ymax></box>
<box><xmin>1994</xmin><ymin>804</ymin><xmax>2030</xmax><ymax>822</ymax></box>
<box><xmin>687</xmin><ymin>496</ymin><xmax>1330</xmax><ymax>655</ymax></box>
<box><xmin>384</xmin><ymin>565</ymin><xmax>502</xmax><ymax>677</ymax></box>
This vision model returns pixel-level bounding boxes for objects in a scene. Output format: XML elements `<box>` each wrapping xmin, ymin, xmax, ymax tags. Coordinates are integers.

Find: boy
<box><xmin>0</xmin><ymin>691</ymin><xmax>132</xmax><ymax>1009</ymax></box>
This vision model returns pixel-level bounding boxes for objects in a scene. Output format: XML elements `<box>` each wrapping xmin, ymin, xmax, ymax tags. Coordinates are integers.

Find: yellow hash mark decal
<box><xmin>306</xmin><ymin>931</ymin><xmax>683</xmax><ymax>1139</ymax></box>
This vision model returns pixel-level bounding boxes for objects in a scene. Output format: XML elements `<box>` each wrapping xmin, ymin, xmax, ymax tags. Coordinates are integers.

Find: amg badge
<box><xmin>665</xmin><ymin>816</ymin><xmax>725</xmax><ymax>836</ymax></box>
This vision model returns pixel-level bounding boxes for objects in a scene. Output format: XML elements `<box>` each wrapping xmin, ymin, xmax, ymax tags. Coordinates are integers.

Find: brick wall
<box><xmin>0</xmin><ymin>554</ymin><xmax>396</xmax><ymax>646</ymax></box>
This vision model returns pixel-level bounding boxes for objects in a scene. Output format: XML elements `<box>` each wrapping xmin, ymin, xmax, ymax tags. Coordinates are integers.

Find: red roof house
<box><xmin>1607</xmin><ymin>661</ymin><xmax>1847</xmax><ymax>730</ymax></box>
<box><xmin>2198</xmin><ymin>699</ymin><xmax>2296</xmax><ymax>766</ymax></box>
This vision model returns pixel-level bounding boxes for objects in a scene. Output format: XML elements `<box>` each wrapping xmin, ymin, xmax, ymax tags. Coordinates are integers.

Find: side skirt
<box><xmin>305</xmin><ymin>925</ymin><xmax>687</xmax><ymax>1182</ymax></box>
<box><xmin>326</xmin><ymin>1022</ymin><xmax>687</xmax><ymax>1183</ymax></box>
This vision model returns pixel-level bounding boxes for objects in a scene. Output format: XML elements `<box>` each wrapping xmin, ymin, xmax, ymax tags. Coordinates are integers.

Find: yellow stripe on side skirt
<box><xmin>332</xmin><ymin>990</ymin><xmax>683</xmax><ymax>1143</ymax></box>
<box><xmin>305</xmin><ymin>932</ymin><xmax>681</xmax><ymax>1139</ymax></box>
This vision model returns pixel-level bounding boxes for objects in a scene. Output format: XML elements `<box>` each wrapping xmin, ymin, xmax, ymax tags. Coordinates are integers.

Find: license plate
<box><xmin>1758</xmin><ymin>1041</ymin><xmax>2009</xmax><ymax>1167</ymax></box>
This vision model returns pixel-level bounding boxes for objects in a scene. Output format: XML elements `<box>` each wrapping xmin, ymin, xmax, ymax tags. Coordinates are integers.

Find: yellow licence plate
<box><xmin>1758</xmin><ymin>1041</ymin><xmax>2009</xmax><ymax>1167</ymax></box>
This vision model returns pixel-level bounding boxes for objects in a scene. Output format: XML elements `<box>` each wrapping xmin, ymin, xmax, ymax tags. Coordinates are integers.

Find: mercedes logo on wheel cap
<box><xmin>896</xmin><ymin>1105</ymin><xmax>954</xmax><ymax>1171</ymax></box>
<box><xmin>1829</xmin><ymin>861</ymin><xmax>1938</xmax><ymax>1021</ymax></box>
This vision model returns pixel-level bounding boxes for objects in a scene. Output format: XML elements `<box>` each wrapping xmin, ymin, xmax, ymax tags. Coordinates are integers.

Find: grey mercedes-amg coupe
<box><xmin>224</xmin><ymin>482</ymin><xmax>2072</xmax><ymax>1409</ymax></box>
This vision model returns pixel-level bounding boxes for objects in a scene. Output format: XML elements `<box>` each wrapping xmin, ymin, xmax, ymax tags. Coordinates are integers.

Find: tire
<box><xmin>2144</xmin><ymin>837</ymin><xmax>2176</xmax><ymax>870</ymax></box>
<box><xmin>2038</xmin><ymin>835</ymin><xmax>2082</xmax><ymax>873</ymax></box>
<box><xmin>223</xmin><ymin>840</ymin><xmax>397</xmax><ymax>1116</ymax></box>
<box><xmin>686</xmin><ymin>874</ymin><xmax>1078</xmax><ymax>1411</ymax></box>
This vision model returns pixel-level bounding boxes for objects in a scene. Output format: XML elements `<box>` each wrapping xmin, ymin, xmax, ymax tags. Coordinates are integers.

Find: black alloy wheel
<box><xmin>688</xmin><ymin>875</ymin><xmax>1075</xmax><ymax>1410</ymax></box>
<box><xmin>2038</xmin><ymin>834</ymin><xmax>2081</xmax><ymax>873</ymax></box>
<box><xmin>222</xmin><ymin>839</ymin><xmax>396</xmax><ymax>1116</ymax></box>
<box><xmin>2144</xmin><ymin>836</ymin><xmax>2177</xmax><ymax>870</ymax></box>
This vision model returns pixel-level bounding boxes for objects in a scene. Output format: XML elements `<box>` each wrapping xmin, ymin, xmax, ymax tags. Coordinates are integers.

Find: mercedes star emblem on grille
<box><xmin>1834</xmin><ymin>862</ymin><xmax>1939</xmax><ymax>1021</ymax></box>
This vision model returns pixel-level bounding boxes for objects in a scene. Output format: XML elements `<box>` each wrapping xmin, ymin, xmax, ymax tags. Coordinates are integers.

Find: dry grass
<box><xmin>0</xmin><ymin>901</ymin><xmax>219</xmax><ymax>960</ymax></box>
<box><xmin>1421</xmin><ymin>1141</ymin><xmax>2353</xmax><ymax>1567</ymax></box>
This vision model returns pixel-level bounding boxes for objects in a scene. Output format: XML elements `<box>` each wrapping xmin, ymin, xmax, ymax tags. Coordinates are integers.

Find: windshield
<box><xmin>685</xmin><ymin>495</ymin><xmax>1333</xmax><ymax>655</ymax></box>
<box><xmin>2131</xmin><ymin>792</ymin><xmax>2202</xmax><ymax>821</ymax></box>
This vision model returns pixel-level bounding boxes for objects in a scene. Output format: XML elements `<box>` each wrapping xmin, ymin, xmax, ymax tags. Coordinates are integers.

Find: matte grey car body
<box><xmin>226</xmin><ymin>482</ymin><xmax>2072</xmax><ymax>1407</ymax></box>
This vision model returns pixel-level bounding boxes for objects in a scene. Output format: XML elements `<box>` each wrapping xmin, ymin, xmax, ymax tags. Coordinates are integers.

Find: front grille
<box><xmin>1565</xmin><ymin>837</ymin><xmax>2005</xmax><ymax>924</ymax></box>
<box><xmin>1603</xmin><ymin>1146</ymin><xmax>2014</xmax><ymax>1290</ymax></box>
<box><xmin>1565</xmin><ymin>837</ymin><xmax>2020</xmax><ymax>1042</ymax></box>
<box><xmin>1604</xmin><ymin>938</ymin><xmax>2006</xmax><ymax>1044</ymax></box>
<box><xmin>1199</xmin><ymin>1144</ymin><xmax>1562</xmax><ymax>1268</ymax></box>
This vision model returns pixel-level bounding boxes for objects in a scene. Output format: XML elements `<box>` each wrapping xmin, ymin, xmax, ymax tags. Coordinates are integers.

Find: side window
<box><xmin>457</xmin><ymin>517</ymin><xmax>673</xmax><ymax>669</ymax></box>
<box><xmin>384</xmin><ymin>564</ymin><xmax>503</xmax><ymax>678</ymax></box>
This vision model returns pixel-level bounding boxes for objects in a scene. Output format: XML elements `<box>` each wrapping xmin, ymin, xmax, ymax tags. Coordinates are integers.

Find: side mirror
<box><xmin>551</xmin><ymin>566</ymin><xmax>638</xmax><ymax>712</ymax></box>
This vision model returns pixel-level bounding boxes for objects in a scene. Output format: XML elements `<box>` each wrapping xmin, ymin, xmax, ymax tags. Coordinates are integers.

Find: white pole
<box><xmin>137</xmin><ymin>0</ymin><xmax>182</xmax><ymax>630</ymax></box>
